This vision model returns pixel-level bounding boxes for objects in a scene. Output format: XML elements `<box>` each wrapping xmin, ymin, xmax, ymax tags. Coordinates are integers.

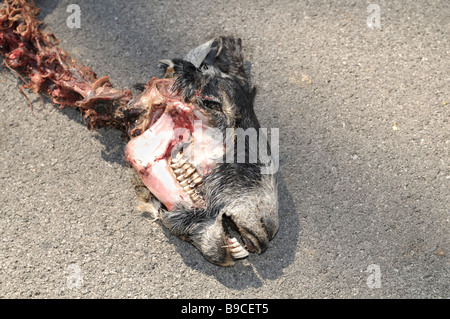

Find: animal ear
<box><xmin>183</xmin><ymin>37</ymin><xmax>248</xmax><ymax>80</ymax></box>
<box><xmin>214</xmin><ymin>37</ymin><xmax>248</xmax><ymax>80</ymax></box>
<box><xmin>183</xmin><ymin>38</ymin><xmax>218</xmax><ymax>68</ymax></box>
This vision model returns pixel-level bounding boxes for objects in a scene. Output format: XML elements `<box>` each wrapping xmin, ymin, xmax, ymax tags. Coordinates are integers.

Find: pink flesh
<box><xmin>124</xmin><ymin>78</ymin><xmax>224</xmax><ymax>211</ymax></box>
<box><xmin>125</xmin><ymin>111</ymin><xmax>193</xmax><ymax>210</ymax></box>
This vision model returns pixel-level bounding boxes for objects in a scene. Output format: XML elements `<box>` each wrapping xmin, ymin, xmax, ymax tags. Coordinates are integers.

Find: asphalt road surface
<box><xmin>1</xmin><ymin>0</ymin><xmax>448</xmax><ymax>298</ymax></box>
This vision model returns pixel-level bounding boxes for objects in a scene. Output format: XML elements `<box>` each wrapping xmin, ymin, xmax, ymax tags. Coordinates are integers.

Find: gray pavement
<box><xmin>0</xmin><ymin>0</ymin><xmax>448</xmax><ymax>298</ymax></box>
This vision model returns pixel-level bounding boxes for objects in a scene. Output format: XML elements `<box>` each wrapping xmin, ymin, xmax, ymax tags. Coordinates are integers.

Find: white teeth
<box><xmin>184</xmin><ymin>167</ymin><xmax>196</xmax><ymax>178</ymax></box>
<box><xmin>190</xmin><ymin>176</ymin><xmax>202</xmax><ymax>187</ymax></box>
<box><xmin>175</xmin><ymin>157</ymin><xmax>188</xmax><ymax>168</ymax></box>
<box><xmin>173</xmin><ymin>167</ymin><xmax>185</xmax><ymax>175</ymax></box>
<box><xmin>228</xmin><ymin>238</ymin><xmax>249</xmax><ymax>259</ymax></box>
<box><xmin>179</xmin><ymin>179</ymin><xmax>189</xmax><ymax>187</ymax></box>
<box><xmin>230</xmin><ymin>237</ymin><xmax>241</xmax><ymax>248</ymax></box>
<box><xmin>189</xmin><ymin>172</ymin><xmax>199</xmax><ymax>180</ymax></box>
<box><xmin>171</xmin><ymin>156</ymin><xmax>188</xmax><ymax>169</ymax></box>
<box><xmin>171</xmin><ymin>152</ymin><xmax>183</xmax><ymax>163</ymax></box>
<box><xmin>170</xmin><ymin>152</ymin><xmax>204</xmax><ymax>203</ymax></box>
<box><xmin>187</xmin><ymin>172</ymin><xmax>202</xmax><ymax>187</ymax></box>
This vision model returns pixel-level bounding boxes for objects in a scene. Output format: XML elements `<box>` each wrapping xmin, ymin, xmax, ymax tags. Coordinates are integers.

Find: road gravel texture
<box><xmin>1</xmin><ymin>0</ymin><xmax>448</xmax><ymax>298</ymax></box>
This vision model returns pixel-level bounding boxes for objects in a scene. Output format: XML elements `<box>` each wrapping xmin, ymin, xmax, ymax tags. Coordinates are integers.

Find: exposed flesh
<box><xmin>124</xmin><ymin>78</ymin><xmax>224</xmax><ymax>211</ymax></box>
